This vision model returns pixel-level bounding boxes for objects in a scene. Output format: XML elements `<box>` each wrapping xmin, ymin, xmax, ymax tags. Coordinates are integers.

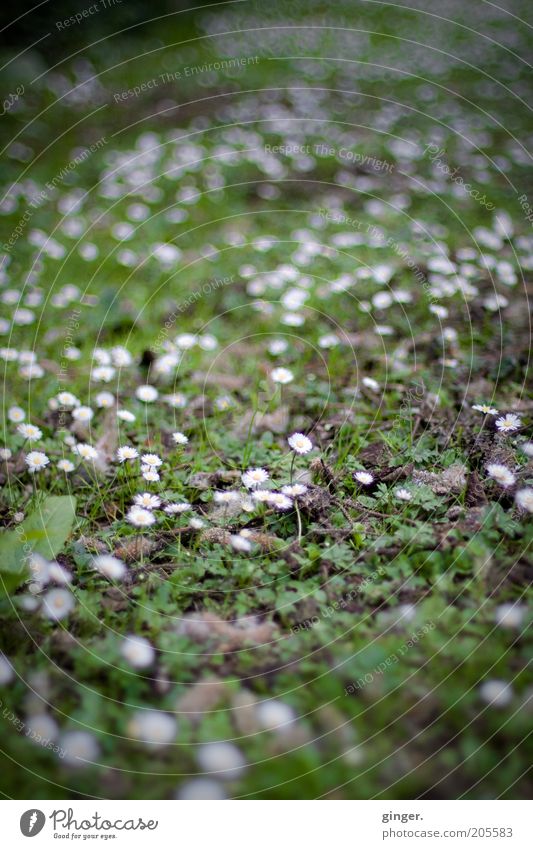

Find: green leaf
<box><xmin>0</xmin><ymin>496</ymin><xmax>77</xmax><ymax>594</ymax></box>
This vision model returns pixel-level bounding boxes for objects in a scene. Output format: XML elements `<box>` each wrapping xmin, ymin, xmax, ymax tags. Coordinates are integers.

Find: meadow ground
<box><xmin>0</xmin><ymin>0</ymin><xmax>532</xmax><ymax>800</ymax></box>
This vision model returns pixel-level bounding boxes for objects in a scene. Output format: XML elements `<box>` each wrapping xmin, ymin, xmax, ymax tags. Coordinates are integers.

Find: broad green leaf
<box><xmin>0</xmin><ymin>496</ymin><xmax>77</xmax><ymax>594</ymax></box>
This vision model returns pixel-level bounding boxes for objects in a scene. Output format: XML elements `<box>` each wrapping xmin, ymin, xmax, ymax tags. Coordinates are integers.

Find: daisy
<box><xmin>196</xmin><ymin>742</ymin><xmax>246</xmax><ymax>777</ymax></box>
<box><xmin>213</xmin><ymin>491</ymin><xmax>241</xmax><ymax>504</ymax></box>
<box><xmin>117</xmin><ymin>445</ymin><xmax>139</xmax><ymax>463</ymax></box>
<box><xmin>8</xmin><ymin>406</ymin><xmax>25</xmax><ymax>423</ymax></box>
<box><xmin>515</xmin><ymin>488</ymin><xmax>533</xmax><ymax>513</ymax></box>
<box><xmin>57</xmin><ymin>392</ymin><xmax>79</xmax><ymax>407</ymax></box>
<box><xmin>268</xmin><ymin>339</ymin><xmax>288</xmax><ymax>355</ymax></box>
<box><xmin>472</xmin><ymin>403</ymin><xmax>498</xmax><ymax>415</ymax></box>
<box><xmin>133</xmin><ymin>493</ymin><xmax>161</xmax><ymax>510</ymax></box>
<box><xmin>288</xmin><ymin>432</ymin><xmax>313</xmax><ymax>454</ymax></box>
<box><xmin>521</xmin><ymin>442</ymin><xmax>533</xmax><ymax>458</ymax></box>
<box><xmin>17</xmin><ymin>423</ymin><xmax>42</xmax><ymax>441</ymax></box>
<box><xmin>281</xmin><ymin>483</ymin><xmax>308</xmax><ymax>497</ymax></box>
<box><xmin>121</xmin><ymin>635</ymin><xmax>155</xmax><ymax>668</ymax></box>
<box><xmin>41</xmin><ymin>588</ymin><xmax>75</xmax><ymax>620</ymax></box>
<box><xmin>117</xmin><ymin>409</ymin><xmax>136</xmax><ymax>422</ymax></box>
<box><xmin>93</xmin><ymin>555</ymin><xmax>126</xmax><ymax>581</ymax></box>
<box><xmin>395</xmin><ymin>487</ymin><xmax>412</xmax><ymax>501</ymax></box>
<box><xmin>354</xmin><ymin>470</ymin><xmax>374</xmax><ymax>486</ymax></box>
<box><xmin>0</xmin><ymin>653</ymin><xmax>14</xmax><ymax>685</ymax></box>
<box><xmin>136</xmin><ymin>385</ymin><xmax>158</xmax><ymax>403</ymax></box>
<box><xmin>57</xmin><ymin>459</ymin><xmax>75</xmax><ymax>473</ymax></box>
<box><xmin>74</xmin><ymin>443</ymin><xmax>98</xmax><ymax>461</ymax></box>
<box><xmin>60</xmin><ymin>730</ymin><xmax>100</xmax><ymax>767</ymax></box>
<box><xmin>242</xmin><ymin>467</ymin><xmax>269</xmax><ymax>488</ymax></box>
<box><xmin>256</xmin><ymin>699</ymin><xmax>295</xmax><ymax>731</ymax></box>
<box><xmin>362</xmin><ymin>376</ymin><xmax>380</xmax><ymax>392</ymax></box>
<box><xmin>92</xmin><ymin>366</ymin><xmax>115</xmax><ymax>382</ymax></box>
<box><xmin>176</xmin><ymin>779</ymin><xmax>226</xmax><ymax>800</ymax></box>
<box><xmin>126</xmin><ymin>506</ymin><xmax>156</xmax><ymax>527</ymax></box>
<box><xmin>163</xmin><ymin>393</ymin><xmax>187</xmax><ymax>408</ymax></box>
<box><xmin>268</xmin><ymin>492</ymin><xmax>293</xmax><ymax>511</ymax></box>
<box><xmin>95</xmin><ymin>391</ymin><xmax>115</xmax><ymax>408</ymax></box>
<box><xmin>140</xmin><ymin>453</ymin><xmax>162</xmax><ymax>468</ymax></box>
<box><xmin>72</xmin><ymin>405</ymin><xmax>94</xmax><ymax>423</ymax></box>
<box><xmin>495</xmin><ymin>413</ymin><xmax>522</xmax><ymax>433</ymax></box>
<box><xmin>142</xmin><ymin>468</ymin><xmax>160</xmax><ymax>482</ymax></box>
<box><xmin>190</xmin><ymin>517</ymin><xmax>205</xmax><ymax>529</ymax></box>
<box><xmin>127</xmin><ymin>710</ymin><xmax>176</xmax><ymax>747</ymax></box>
<box><xmin>252</xmin><ymin>489</ymin><xmax>274</xmax><ymax>503</ymax></box>
<box><xmin>48</xmin><ymin>562</ymin><xmax>72</xmax><ymax>584</ymax></box>
<box><xmin>164</xmin><ymin>502</ymin><xmax>191</xmax><ymax>514</ymax></box>
<box><xmin>271</xmin><ymin>367</ymin><xmax>294</xmax><ymax>384</ymax></box>
<box><xmin>0</xmin><ymin>448</ymin><xmax>12</xmax><ymax>460</ymax></box>
<box><xmin>25</xmin><ymin>451</ymin><xmax>50</xmax><ymax>472</ymax></box>
<box><xmin>230</xmin><ymin>534</ymin><xmax>252</xmax><ymax>552</ymax></box>
<box><xmin>494</xmin><ymin>603</ymin><xmax>526</xmax><ymax>629</ymax></box>
<box><xmin>172</xmin><ymin>432</ymin><xmax>189</xmax><ymax>445</ymax></box>
<box><xmin>479</xmin><ymin>679</ymin><xmax>513</xmax><ymax>708</ymax></box>
<box><xmin>486</xmin><ymin>463</ymin><xmax>516</xmax><ymax>488</ymax></box>
<box><xmin>27</xmin><ymin>714</ymin><xmax>59</xmax><ymax>747</ymax></box>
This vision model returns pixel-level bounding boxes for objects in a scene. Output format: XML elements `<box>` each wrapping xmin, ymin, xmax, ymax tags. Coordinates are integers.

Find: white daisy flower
<box><xmin>0</xmin><ymin>448</ymin><xmax>12</xmax><ymax>460</ymax></box>
<box><xmin>91</xmin><ymin>366</ymin><xmax>115</xmax><ymax>383</ymax></box>
<box><xmin>268</xmin><ymin>492</ymin><xmax>293</xmax><ymax>511</ymax></box>
<box><xmin>395</xmin><ymin>487</ymin><xmax>412</xmax><ymax>501</ymax></box>
<box><xmin>64</xmin><ymin>347</ymin><xmax>81</xmax><ymax>361</ymax></box>
<box><xmin>41</xmin><ymin>588</ymin><xmax>75</xmax><ymax>620</ymax></box>
<box><xmin>60</xmin><ymin>730</ymin><xmax>100</xmax><ymax>767</ymax></box>
<box><xmin>121</xmin><ymin>635</ymin><xmax>155</xmax><ymax>668</ymax></box>
<box><xmin>229</xmin><ymin>534</ymin><xmax>252</xmax><ymax>552</ymax></box>
<box><xmin>163</xmin><ymin>393</ymin><xmax>187</xmax><ymax>408</ymax></box>
<box><xmin>57</xmin><ymin>459</ymin><xmax>75</xmax><ymax>473</ymax></box>
<box><xmin>472</xmin><ymin>403</ymin><xmax>499</xmax><ymax>415</ymax></box>
<box><xmin>281</xmin><ymin>483</ymin><xmax>308</xmax><ymax>497</ymax></box>
<box><xmin>25</xmin><ymin>451</ymin><xmax>50</xmax><ymax>472</ymax></box>
<box><xmin>256</xmin><ymin>699</ymin><xmax>295</xmax><ymax>731</ymax></box>
<box><xmin>164</xmin><ymin>502</ymin><xmax>191</xmax><ymax>514</ymax></box>
<box><xmin>271</xmin><ymin>367</ymin><xmax>294</xmax><ymax>384</ymax></box>
<box><xmin>268</xmin><ymin>339</ymin><xmax>288</xmax><ymax>356</ymax></box>
<box><xmin>95</xmin><ymin>391</ymin><xmax>115</xmax><ymax>408</ymax></box>
<box><xmin>494</xmin><ymin>603</ymin><xmax>526</xmax><ymax>630</ymax></box>
<box><xmin>362</xmin><ymin>376</ymin><xmax>380</xmax><ymax>392</ymax></box>
<box><xmin>495</xmin><ymin>414</ymin><xmax>522</xmax><ymax>433</ymax></box>
<box><xmin>93</xmin><ymin>555</ymin><xmax>126</xmax><ymax>581</ymax></box>
<box><xmin>176</xmin><ymin>779</ymin><xmax>226</xmax><ymax>800</ymax></box>
<box><xmin>57</xmin><ymin>392</ymin><xmax>79</xmax><ymax>408</ymax></box>
<box><xmin>136</xmin><ymin>385</ymin><xmax>158</xmax><ymax>403</ymax></box>
<box><xmin>8</xmin><ymin>406</ymin><xmax>25</xmax><ymax>423</ymax></box>
<box><xmin>127</xmin><ymin>710</ymin><xmax>176</xmax><ymax>747</ymax></box>
<box><xmin>354</xmin><ymin>470</ymin><xmax>374</xmax><ymax>486</ymax></box>
<box><xmin>48</xmin><ymin>562</ymin><xmax>72</xmax><ymax>585</ymax></box>
<box><xmin>17</xmin><ymin>423</ymin><xmax>42</xmax><ymax>441</ymax></box>
<box><xmin>521</xmin><ymin>442</ymin><xmax>533</xmax><ymax>458</ymax></box>
<box><xmin>172</xmin><ymin>432</ymin><xmax>189</xmax><ymax>445</ymax></box>
<box><xmin>479</xmin><ymin>679</ymin><xmax>513</xmax><ymax>708</ymax></box>
<box><xmin>214</xmin><ymin>395</ymin><xmax>234</xmax><ymax>411</ymax></box>
<box><xmin>133</xmin><ymin>493</ymin><xmax>161</xmax><ymax>510</ymax></box>
<box><xmin>288</xmin><ymin>432</ymin><xmax>313</xmax><ymax>454</ymax></box>
<box><xmin>117</xmin><ymin>409</ymin><xmax>136</xmax><ymax>422</ymax></box>
<box><xmin>117</xmin><ymin>445</ymin><xmax>139</xmax><ymax>463</ymax></box>
<box><xmin>213</xmin><ymin>491</ymin><xmax>241</xmax><ymax>504</ymax></box>
<box><xmin>126</xmin><ymin>506</ymin><xmax>156</xmax><ymax>527</ymax></box>
<box><xmin>486</xmin><ymin>463</ymin><xmax>516</xmax><ymax>488</ymax></box>
<box><xmin>74</xmin><ymin>443</ymin><xmax>98</xmax><ymax>461</ymax></box>
<box><xmin>0</xmin><ymin>652</ymin><xmax>14</xmax><ymax>684</ymax></box>
<box><xmin>196</xmin><ymin>742</ymin><xmax>246</xmax><ymax>778</ymax></box>
<box><xmin>252</xmin><ymin>489</ymin><xmax>274</xmax><ymax>503</ymax></box>
<box><xmin>140</xmin><ymin>453</ymin><xmax>162</xmax><ymax>468</ymax></box>
<box><xmin>190</xmin><ymin>517</ymin><xmax>205</xmax><ymax>529</ymax></box>
<box><xmin>27</xmin><ymin>714</ymin><xmax>59</xmax><ymax>747</ymax></box>
<box><xmin>242</xmin><ymin>467</ymin><xmax>269</xmax><ymax>488</ymax></box>
<box><xmin>71</xmin><ymin>405</ymin><xmax>94</xmax><ymax>422</ymax></box>
<box><xmin>142</xmin><ymin>468</ymin><xmax>160</xmax><ymax>482</ymax></box>
<box><xmin>515</xmin><ymin>487</ymin><xmax>533</xmax><ymax>513</ymax></box>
